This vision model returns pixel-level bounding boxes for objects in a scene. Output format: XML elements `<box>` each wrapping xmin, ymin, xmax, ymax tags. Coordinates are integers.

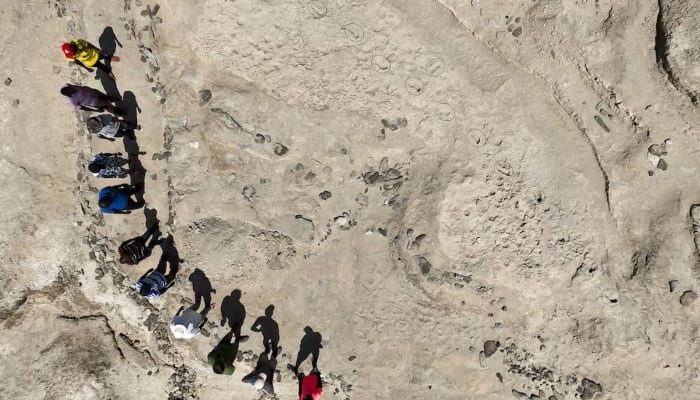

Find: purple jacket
<box><xmin>63</xmin><ymin>84</ymin><xmax>101</xmax><ymax>108</ymax></box>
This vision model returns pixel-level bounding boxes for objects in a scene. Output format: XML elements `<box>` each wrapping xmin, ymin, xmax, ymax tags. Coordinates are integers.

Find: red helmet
<box><xmin>61</xmin><ymin>43</ymin><xmax>74</xmax><ymax>58</ymax></box>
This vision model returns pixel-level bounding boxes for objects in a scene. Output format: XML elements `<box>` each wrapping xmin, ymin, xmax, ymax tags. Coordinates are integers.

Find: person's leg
<box><xmin>127</xmin><ymin>199</ymin><xmax>145</xmax><ymax>210</ymax></box>
<box><xmin>141</xmin><ymin>222</ymin><xmax>159</xmax><ymax>243</ymax></box>
<box><xmin>93</xmin><ymin>60</ymin><xmax>111</xmax><ymax>74</ymax></box>
<box><xmin>192</xmin><ymin>293</ymin><xmax>202</xmax><ymax>312</ymax></box>
<box><xmin>100</xmin><ymin>51</ymin><xmax>119</xmax><ymax>62</ymax></box>
<box><xmin>155</xmin><ymin>254</ymin><xmax>168</xmax><ymax>275</ymax></box>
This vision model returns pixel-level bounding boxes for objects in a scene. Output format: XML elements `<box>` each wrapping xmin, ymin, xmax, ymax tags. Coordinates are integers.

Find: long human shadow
<box><xmin>95</xmin><ymin>27</ymin><xmax>123</xmax><ymax>102</ymax></box>
<box><xmin>96</xmin><ymin>70</ymin><xmax>121</xmax><ymax>101</ymax></box>
<box><xmin>119</xmin><ymin>91</ymin><xmax>145</xmax><ymax>202</ymax></box>
<box><xmin>158</xmin><ymin>234</ymin><xmax>181</xmax><ymax>294</ymax></box>
<box><xmin>188</xmin><ymin>268</ymin><xmax>215</xmax><ymax>316</ymax></box>
<box><xmin>250</xmin><ymin>305</ymin><xmax>280</xmax><ymax>357</ymax></box>
<box><xmin>291</xmin><ymin>326</ymin><xmax>323</xmax><ymax>370</ymax></box>
<box><xmin>98</xmin><ymin>26</ymin><xmax>121</xmax><ymax>83</ymax></box>
<box><xmin>220</xmin><ymin>289</ymin><xmax>246</xmax><ymax>337</ymax></box>
<box><xmin>144</xmin><ymin>207</ymin><xmax>158</xmax><ymax>230</ymax></box>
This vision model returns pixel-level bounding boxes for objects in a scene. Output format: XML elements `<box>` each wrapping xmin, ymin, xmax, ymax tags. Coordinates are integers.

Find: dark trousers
<box><xmin>93</xmin><ymin>51</ymin><xmax>112</xmax><ymax>74</ymax></box>
<box><xmin>156</xmin><ymin>254</ymin><xmax>179</xmax><ymax>283</ymax></box>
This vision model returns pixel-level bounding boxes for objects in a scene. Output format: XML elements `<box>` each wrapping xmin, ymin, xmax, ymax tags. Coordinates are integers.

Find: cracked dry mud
<box><xmin>0</xmin><ymin>1</ymin><xmax>699</xmax><ymax>400</ymax></box>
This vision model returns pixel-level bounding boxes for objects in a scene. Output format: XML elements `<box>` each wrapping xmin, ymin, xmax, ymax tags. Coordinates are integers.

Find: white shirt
<box><xmin>170</xmin><ymin>309</ymin><xmax>203</xmax><ymax>339</ymax></box>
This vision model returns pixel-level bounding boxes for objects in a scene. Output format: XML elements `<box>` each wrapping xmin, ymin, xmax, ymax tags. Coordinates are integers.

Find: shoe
<box><xmin>111</xmin><ymin>56</ymin><xmax>121</xmax><ymax>62</ymax></box>
<box><xmin>236</xmin><ymin>335</ymin><xmax>249</xmax><ymax>343</ymax></box>
<box><xmin>135</xmin><ymin>125</ymin><xmax>142</xmax><ymax>130</ymax></box>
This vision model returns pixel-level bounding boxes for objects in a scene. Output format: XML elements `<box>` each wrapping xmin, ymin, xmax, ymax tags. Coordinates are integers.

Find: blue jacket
<box><xmin>98</xmin><ymin>187</ymin><xmax>129</xmax><ymax>213</ymax></box>
<box><xmin>135</xmin><ymin>271</ymin><xmax>169</xmax><ymax>300</ymax></box>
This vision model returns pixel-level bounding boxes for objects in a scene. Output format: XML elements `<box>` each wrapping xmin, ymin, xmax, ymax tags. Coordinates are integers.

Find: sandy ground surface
<box><xmin>0</xmin><ymin>0</ymin><xmax>699</xmax><ymax>399</ymax></box>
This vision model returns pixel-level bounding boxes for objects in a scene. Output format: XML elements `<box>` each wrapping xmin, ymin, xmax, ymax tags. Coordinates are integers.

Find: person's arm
<box><xmin>97</xmin><ymin>134</ymin><xmax>116</xmax><ymax>142</ymax></box>
<box><xmin>298</xmin><ymin>374</ymin><xmax>305</xmax><ymax>396</ymax></box>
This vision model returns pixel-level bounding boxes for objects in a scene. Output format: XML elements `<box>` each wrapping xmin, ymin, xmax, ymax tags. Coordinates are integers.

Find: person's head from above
<box><xmin>61</xmin><ymin>42</ymin><xmax>77</xmax><ymax>58</ymax></box>
<box><xmin>264</xmin><ymin>304</ymin><xmax>274</xmax><ymax>317</ymax></box>
<box><xmin>304</xmin><ymin>325</ymin><xmax>313</xmax><ymax>335</ymax></box>
<box><xmin>86</xmin><ymin>117</ymin><xmax>104</xmax><ymax>134</ymax></box>
<box><xmin>119</xmin><ymin>253</ymin><xmax>134</xmax><ymax>265</ymax></box>
<box><xmin>98</xmin><ymin>194</ymin><xmax>113</xmax><ymax>209</ymax></box>
<box><xmin>88</xmin><ymin>161</ymin><xmax>104</xmax><ymax>174</ymax></box>
<box><xmin>60</xmin><ymin>86</ymin><xmax>76</xmax><ymax>97</ymax></box>
<box><xmin>212</xmin><ymin>360</ymin><xmax>225</xmax><ymax>375</ymax></box>
<box><xmin>231</xmin><ymin>288</ymin><xmax>241</xmax><ymax>300</ymax></box>
<box><xmin>139</xmin><ymin>284</ymin><xmax>150</xmax><ymax>296</ymax></box>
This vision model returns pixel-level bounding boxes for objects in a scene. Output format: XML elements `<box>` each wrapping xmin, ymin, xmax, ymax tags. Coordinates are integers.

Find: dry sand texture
<box><xmin>0</xmin><ymin>0</ymin><xmax>699</xmax><ymax>399</ymax></box>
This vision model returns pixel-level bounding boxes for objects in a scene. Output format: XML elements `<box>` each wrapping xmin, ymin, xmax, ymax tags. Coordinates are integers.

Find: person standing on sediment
<box><xmin>118</xmin><ymin>221</ymin><xmax>160</xmax><ymax>265</ymax></box>
<box><xmin>170</xmin><ymin>304</ymin><xmax>214</xmax><ymax>339</ymax></box>
<box><xmin>88</xmin><ymin>152</ymin><xmax>134</xmax><ymax>178</ymax></box>
<box><xmin>86</xmin><ymin>114</ymin><xmax>141</xmax><ymax>141</ymax></box>
<box><xmin>134</xmin><ymin>251</ymin><xmax>178</xmax><ymax>301</ymax></box>
<box><xmin>98</xmin><ymin>184</ymin><xmax>144</xmax><ymax>214</ymax></box>
<box><xmin>208</xmin><ymin>331</ymin><xmax>249</xmax><ymax>375</ymax></box>
<box><xmin>61</xmin><ymin>39</ymin><xmax>120</xmax><ymax>80</ymax></box>
<box><xmin>297</xmin><ymin>367</ymin><xmax>323</xmax><ymax>400</ymax></box>
<box><xmin>61</xmin><ymin>84</ymin><xmax>120</xmax><ymax>114</ymax></box>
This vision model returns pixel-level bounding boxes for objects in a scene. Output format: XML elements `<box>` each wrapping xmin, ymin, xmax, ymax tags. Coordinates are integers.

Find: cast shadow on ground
<box><xmin>96</xmin><ymin>69</ymin><xmax>121</xmax><ymax>101</ymax></box>
<box><xmin>292</xmin><ymin>326</ymin><xmax>323</xmax><ymax>370</ymax></box>
<box><xmin>158</xmin><ymin>234</ymin><xmax>181</xmax><ymax>294</ymax></box>
<box><xmin>189</xmin><ymin>268</ymin><xmax>216</xmax><ymax>316</ymax></box>
<box><xmin>251</xmin><ymin>305</ymin><xmax>280</xmax><ymax>357</ymax></box>
<box><xmin>220</xmin><ymin>289</ymin><xmax>246</xmax><ymax>337</ymax></box>
<box><xmin>117</xmin><ymin>91</ymin><xmax>146</xmax><ymax>203</ymax></box>
<box><xmin>144</xmin><ymin>207</ymin><xmax>158</xmax><ymax>230</ymax></box>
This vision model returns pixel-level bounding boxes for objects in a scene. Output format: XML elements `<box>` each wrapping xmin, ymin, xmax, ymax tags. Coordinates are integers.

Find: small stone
<box><xmin>273</xmin><ymin>143</ymin><xmax>289</xmax><ymax>156</ymax></box>
<box><xmin>478</xmin><ymin>351</ymin><xmax>486</xmax><ymax>368</ymax></box>
<box><xmin>579</xmin><ymin>378</ymin><xmax>602</xmax><ymax>400</ymax></box>
<box><xmin>355</xmin><ymin>193</ymin><xmax>368</xmax><ymax>207</ymax></box>
<box><xmin>512</xmin><ymin>389</ymin><xmax>529</xmax><ymax>399</ymax></box>
<box><xmin>319</xmin><ymin>191</ymin><xmax>332</xmax><ymax>200</ymax></box>
<box><xmin>657</xmin><ymin>158</ymin><xmax>668</xmax><ymax>170</ymax></box>
<box><xmin>690</xmin><ymin>205</ymin><xmax>700</xmax><ymax>225</ymax></box>
<box><xmin>4</xmin><ymin>77</ymin><xmax>11</xmax><ymax>86</ymax></box>
<box><xmin>496</xmin><ymin>372</ymin><xmax>503</xmax><ymax>383</ymax></box>
<box><xmin>348</xmin><ymin>355</ymin><xmax>356</xmax><ymax>361</ymax></box>
<box><xmin>383</xmin><ymin>168</ymin><xmax>402</xmax><ymax>181</ymax></box>
<box><xmin>379</xmin><ymin>157</ymin><xmax>389</xmax><ymax>172</ymax></box>
<box><xmin>363</xmin><ymin>171</ymin><xmax>380</xmax><ymax>184</ymax></box>
<box><xmin>680</xmin><ymin>290</ymin><xmax>697</xmax><ymax>306</ymax></box>
<box><xmin>669</xmin><ymin>280</ymin><xmax>679</xmax><ymax>293</ymax></box>
<box><xmin>484</xmin><ymin>340</ymin><xmax>499</xmax><ymax>357</ymax></box>
<box><xmin>199</xmin><ymin>89</ymin><xmax>212</xmax><ymax>105</ymax></box>
<box><xmin>415</xmin><ymin>256</ymin><xmax>431</xmax><ymax>275</ymax></box>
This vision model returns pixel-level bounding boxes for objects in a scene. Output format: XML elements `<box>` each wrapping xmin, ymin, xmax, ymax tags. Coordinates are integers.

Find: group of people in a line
<box><xmin>61</xmin><ymin>35</ymin><xmax>323</xmax><ymax>399</ymax></box>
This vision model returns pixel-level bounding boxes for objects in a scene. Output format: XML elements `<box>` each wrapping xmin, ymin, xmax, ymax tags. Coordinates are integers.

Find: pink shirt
<box><xmin>300</xmin><ymin>375</ymin><xmax>322</xmax><ymax>400</ymax></box>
